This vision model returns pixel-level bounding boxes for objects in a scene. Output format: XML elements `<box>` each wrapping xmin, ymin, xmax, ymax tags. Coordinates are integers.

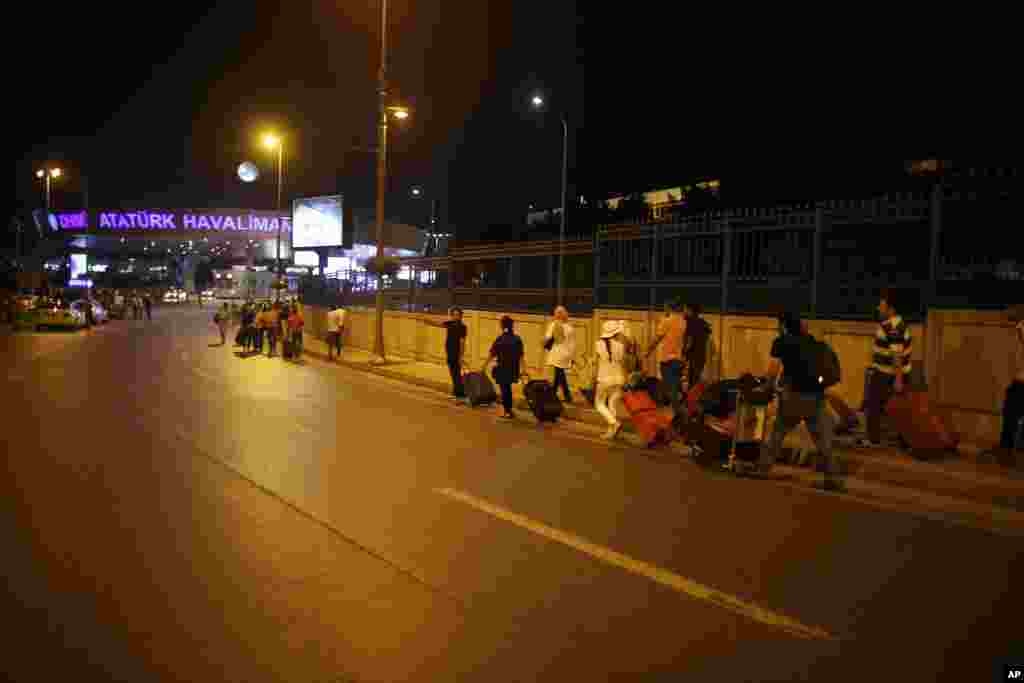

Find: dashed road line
<box><xmin>435</xmin><ymin>486</ymin><xmax>836</xmax><ymax>641</ymax></box>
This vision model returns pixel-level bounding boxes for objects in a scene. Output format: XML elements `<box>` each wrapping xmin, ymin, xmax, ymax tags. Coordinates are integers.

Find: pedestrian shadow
<box><xmin>209</xmin><ymin>343</ymin><xmax>225</xmax><ymax>348</ymax></box>
<box><xmin>234</xmin><ymin>351</ymin><xmax>261</xmax><ymax>359</ymax></box>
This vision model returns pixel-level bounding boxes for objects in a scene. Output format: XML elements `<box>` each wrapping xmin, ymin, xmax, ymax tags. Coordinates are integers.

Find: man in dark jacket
<box><xmin>682</xmin><ymin>303</ymin><xmax>712</xmax><ymax>390</ymax></box>
<box><xmin>486</xmin><ymin>316</ymin><xmax>525</xmax><ymax>419</ymax></box>
<box><xmin>763</xmin><ymin>312</ymin><xmax>843</xmax><ymax>492</ymax></box>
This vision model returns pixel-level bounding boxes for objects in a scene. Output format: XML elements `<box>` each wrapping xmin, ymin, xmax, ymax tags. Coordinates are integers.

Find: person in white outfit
<box><xmin>544</xmin><ymin>306</ymin><xmax>576</xmax><ymax>403</ymax></box>
<box><xmin>593</xmin><ymin>320</ymin><xmax>630</xmax><ymax>440</ymax></box>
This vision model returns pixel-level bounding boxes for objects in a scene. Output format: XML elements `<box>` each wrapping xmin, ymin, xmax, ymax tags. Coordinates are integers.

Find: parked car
<box><xmin>27</xmin><ymin>302</ymin><xmax>86</xmax><ymax>330</ymax></box>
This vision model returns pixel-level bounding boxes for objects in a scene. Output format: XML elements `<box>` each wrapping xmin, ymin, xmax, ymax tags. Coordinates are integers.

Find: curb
<box><xmin>302</xmin><ymin>343</ymin><xmax>1024</xmax><ymax>515</ymax></box>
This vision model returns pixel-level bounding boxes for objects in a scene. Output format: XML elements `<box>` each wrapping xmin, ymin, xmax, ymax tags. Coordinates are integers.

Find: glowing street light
<box><xmin>530</xmin><ymin>92</ymin><xmax>570</xmax><ymax>307</ymax></box>
<box><xmin>261</xmin><ymin>131</ymin><xmax>286</xmax><ymax>298</ymax></box>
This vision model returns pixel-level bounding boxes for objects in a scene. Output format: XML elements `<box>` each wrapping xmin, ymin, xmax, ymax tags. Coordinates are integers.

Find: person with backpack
<box><xmin>593</xmin><ymin>320</ymin><xmax>631</xmax><ymax>440</ymax></box>
<box><xmin>484</xmin><ymin>316</ymin><xmax>526</xmax><ymax>419</ymax></box>
<box><xmin>761</xmin><ymin>311</ymin><xmax>845</xmax><ymax>492</ymax></box>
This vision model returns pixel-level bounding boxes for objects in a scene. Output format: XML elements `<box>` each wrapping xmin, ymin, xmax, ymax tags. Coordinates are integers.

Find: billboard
<box><xmin>292</xmin><ymin>195</ymin><xmax>344</xmax><ymax>249</ymax></box>
<box><xmin>293</xmin><ymin>250</ymin><xmax>319</xmax><ymax>267</ymax></box>
<box><xmin>70</xmin><ymin>253</ymin><xmax>88</xmax><ymax>280</ymax></box>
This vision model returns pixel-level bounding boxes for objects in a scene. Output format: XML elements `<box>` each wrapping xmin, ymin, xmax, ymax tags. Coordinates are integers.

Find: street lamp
<box><xmin>530</xmin><ymin>93</ymin><xmax>569</xmax><ymax>307</ymax></box>
<box><xmin>262</xmin><ymin>132</ymin><xmax>285</xmax><ymax>299</ymax></box>
<box><xmin>27</xmin><ymin>167</ymin><xmax>63</xmax><ymax>271</ymax></box>
<box><xmin>371</xmin><ymin>0</ymin><xmax>412</xmax><ymax>362</ymax></box>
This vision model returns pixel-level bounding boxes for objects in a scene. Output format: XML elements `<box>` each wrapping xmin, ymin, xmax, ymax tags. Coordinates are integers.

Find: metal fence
<box><xmin>300</xmin><ymin>181</ymin><xmax>1021</xmax><ymax>320</ymax></box>
<box><xmin>596</xmin><ymin>183</ymin><xmax>1023</xmax><ymax>322</ymax></box>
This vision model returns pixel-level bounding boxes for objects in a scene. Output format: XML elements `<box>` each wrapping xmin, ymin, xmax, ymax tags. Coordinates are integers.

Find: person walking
<box><xmin>143</xmin><ymin>294</ymin><xmax>152</xmax><ymax>321</ymax></box>
<box><xmin>593</xmin><ymin>320</ymin><xmax>630</xmax><ymax>440</ymax></box>
<box><xmin>646</xmin><ymin>299</ymin><xmax>687</xmax><ymax>423</ymax></box>
<box><xmin>544</xmin><ymin>305</ymin><xmax>576</xmax><ymax>404</ymax></box>
<box><xmin>982</xmin><ymin>305</ymin><xmax>1024</xmax><ymax>464</ymax></box>
<box><xmin>762</xmin><ymin>311</ymin><xmax>844</xmax><ymax>491</ymax></box>
<box><xmin>855</xmin><ymin>290</ymin><xmax>912</xmax><ymax>449</ymax></box>
<box><xmin>266</xmin><ymin>303</ymin><xmax>281</xmax><ymax>357</ymax></box>
<box><xmin>682</xmin><ymin>303</ymin><xmax>712</xmax><ymax>391</ymax></box>
<box><xmin>241</xmin><ymin>304</ymin><xmax>256</xmax><ymax>353</ymax></box>
<box><xmin>213</xmin><ymin>303</ymin><xmax>229</xmax><ymax>345</ymax></box>
<box><xmin>484</xmin><ymin>316</ymin><xmax>526</xmax><ymax>419</ymax></box>
<box><xmin>287</xmin><ymin>303</ymin><xmax>305</xmax><ymax>360</ymax></box>
<box><xmin>421</xmin><ymin>307</ymin><xmax>468</xmax><ymax>403</ymax></box>
<box><xmin>326</xmin><ymin>304</ymin><xmax>346</xmax><ymax>361</ymax></box>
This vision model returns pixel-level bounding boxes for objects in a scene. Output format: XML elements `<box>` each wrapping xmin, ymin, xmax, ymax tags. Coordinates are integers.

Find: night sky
<box><xmin>6</xmin><ymin>3</ymin><xmax>1011</xmax><ymax>247</ymax></box>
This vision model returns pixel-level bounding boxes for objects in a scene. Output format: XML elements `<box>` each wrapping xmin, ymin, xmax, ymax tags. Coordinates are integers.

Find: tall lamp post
<box><xmin>530</xmin><ymin>94</ymin><xmax>569</xmax><ymax>307</ymax></box>
<box><xmin>372</xmin><ymin>0</ymin><xmax>411</xmax><ymax>362</ymax></box>
<box><xmin>262</xmin><ymin>133</ymin><xmax>285</xmax><ymax>299</ymax></box>
<box><xmin>30</xmin><ymin>167</ymin><xmax>62</xmax><ymax>271</ymax></box>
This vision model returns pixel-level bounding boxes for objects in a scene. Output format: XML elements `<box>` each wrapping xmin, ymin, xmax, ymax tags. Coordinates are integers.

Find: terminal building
<box><xmin>29</xmin><ymin>203</ymin><xmax>430</xmax><ymax>295</ymax></box>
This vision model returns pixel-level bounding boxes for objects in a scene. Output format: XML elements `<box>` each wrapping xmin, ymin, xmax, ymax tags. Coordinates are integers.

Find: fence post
<box><xmin>409</xmin><ymin>266</ymin><xmax>416</xmax><ymax>311</ymax></box>
<box><xmin>811</xmin><ymin>204</ymin><xmax>824</xmax><ymax>318</ymax></box>
<box><xmin>720</xmin><ymin>212</ymin><xmax>731</xmax><ymax>314</ymax></box>
<box><xmin>650</xmin><ymin>224</ymin><xmax>659</xmax><ymax>310</ymax></box>
<box><xmin>927</xmin><ymin>182</ymin><xmax>943</xmax><ymax>317</ymax></box>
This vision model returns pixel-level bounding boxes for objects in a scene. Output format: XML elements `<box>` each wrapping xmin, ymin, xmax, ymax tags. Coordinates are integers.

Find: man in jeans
<box><xmin>422</xmin><ymin>307</ymin><xmax>468</xmax><ymax>402</ymax></box>
<box><xmin>646</xmin><ymin>300</ymin><xmax>686</xmax><ymax>423</ymax></box>
<box><xmin>326</xmin><ymin>305</ymin><xmax>346</xmax><ymax>361</ymax></box>
<box><xmin>762</xmin><ymin>312</ymin><xmax>844</xmax><ymax>491</ymax></box>
<box><xmin>855</xmin><ymin>290</ymin><xmax>911</xmax><ymax>448</ymax></box>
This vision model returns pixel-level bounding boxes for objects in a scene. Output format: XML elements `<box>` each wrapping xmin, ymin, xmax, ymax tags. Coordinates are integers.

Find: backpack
<box><xmin>792</xmin><ymin>335</ymin><xmax>841</xmax><ymax>391</ymax></box>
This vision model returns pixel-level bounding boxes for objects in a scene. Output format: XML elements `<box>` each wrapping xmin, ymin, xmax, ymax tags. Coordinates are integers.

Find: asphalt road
<box><xmin>2</xmin><ymin>306</ymin><xmax>1022</xmax><ymax>682</ymax></box>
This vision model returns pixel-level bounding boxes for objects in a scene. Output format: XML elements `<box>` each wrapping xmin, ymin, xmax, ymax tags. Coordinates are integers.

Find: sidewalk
<box><xmin>300</xmin><ymin>335</ymin><xmax>1024</xmax><ymax>521</ymax></box>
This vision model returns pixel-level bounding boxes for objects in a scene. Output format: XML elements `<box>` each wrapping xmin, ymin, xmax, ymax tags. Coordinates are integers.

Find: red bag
<box><xmin>622</xmin><ymin>389</ymin><xmax>674</xmax><ymax>447</ymax></box>
<box><xmin>884</xmin><ymin>390</ymin><xmax>959</xmax><ymax>455</ymax></box>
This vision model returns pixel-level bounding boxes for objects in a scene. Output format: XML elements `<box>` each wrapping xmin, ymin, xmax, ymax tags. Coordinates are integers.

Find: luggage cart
<box><xmin>724</xmin><ymin>376</ymin><xmax>775</xmax><ymax>476</ymax></box>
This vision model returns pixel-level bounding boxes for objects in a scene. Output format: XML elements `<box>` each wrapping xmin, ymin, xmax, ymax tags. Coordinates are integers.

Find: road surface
<box><xmin>1</xmin><ymin>306</ymin><xmax>1021</xmax><ymax>682</ymax></box>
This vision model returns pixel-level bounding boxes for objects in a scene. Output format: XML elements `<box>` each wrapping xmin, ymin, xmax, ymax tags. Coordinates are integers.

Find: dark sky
<box><xmin>7</xmin><ymin>3</ymin><xmax>1014</xmax><ymax>245</ymax></box>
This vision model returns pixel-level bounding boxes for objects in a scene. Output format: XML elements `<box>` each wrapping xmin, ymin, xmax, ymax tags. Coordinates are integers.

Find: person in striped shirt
<box><xmin>855</xmin><ymin>290</ymin><xmax>912</xmax><ymax>448</ymax></box>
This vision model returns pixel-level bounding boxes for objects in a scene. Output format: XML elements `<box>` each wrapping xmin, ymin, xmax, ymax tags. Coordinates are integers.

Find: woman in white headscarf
<box><xmin>544</xmin><ymin>305</ymin><xmax>576</xmax><ymax>403</ymax></box>
<box><xmin>593</xmin><ymin>320</ymin><xmax>630</xmax><ymax>439</ymax></box>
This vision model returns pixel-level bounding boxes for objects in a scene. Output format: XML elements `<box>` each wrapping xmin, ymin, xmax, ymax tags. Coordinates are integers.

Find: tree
<box><xmin>617</xmin><ymin>192</ymin><xmax>649</xmax><ymax>221</ymax></box>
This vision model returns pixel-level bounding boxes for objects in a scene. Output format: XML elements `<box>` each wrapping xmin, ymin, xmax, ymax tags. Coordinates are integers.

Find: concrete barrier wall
<box><xmin>308</xmin><ymin>304</ymin><xmax>1014</xmax><ymax>448</ymax></box>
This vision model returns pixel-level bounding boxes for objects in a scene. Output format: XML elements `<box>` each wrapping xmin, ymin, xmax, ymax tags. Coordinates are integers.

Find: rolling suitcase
<box><xmin>622</xmin><ymin>388</ymin><xmax>674</xmax><ymax>447</ymax></box>
<box><xmin>884</xmin><ymin>390</ymin><xmax>959</xmax><ymax>458</ymax></box>
<box><xmin>524</xmin><ymin>379</ymin><xmax>563</xmax><ymax>422</ymax></box>
<box><xmin>464</xmin><ymin>371</ymin><xmax>498</xmax><ymax>407</ymax></box>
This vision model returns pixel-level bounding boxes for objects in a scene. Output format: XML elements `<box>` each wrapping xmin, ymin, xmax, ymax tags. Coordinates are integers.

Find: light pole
<box><xmin>30</xmin><ymin>167</ymin><xmax>62</xmax><ymax>271</ymax></box>
<box><xmin>372</xmin><ymin>0</ymin><xmax>411</xmax><ymax>362</ymax></box>
<box><xmin>262</xmin><ymin>132</ymin><xmax>284</xmax><ymax>299</ymax></box>
<box><xmin>530</xmin><ymin>94</ymin><xmax>569</xmax><ymax>307</ymax></box>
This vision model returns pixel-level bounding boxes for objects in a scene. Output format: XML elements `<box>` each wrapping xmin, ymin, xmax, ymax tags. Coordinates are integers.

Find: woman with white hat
<box><xmin>593</xmin><ymin>320</ymin><xmax>630</xmax><ymax>439</ymax></box>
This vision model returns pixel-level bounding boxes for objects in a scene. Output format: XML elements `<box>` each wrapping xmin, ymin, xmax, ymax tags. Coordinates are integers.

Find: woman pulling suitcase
<box><xmin>483</xmin><ymin>316</ymin><xmax>526</xmax><ymax>419</ymax></box>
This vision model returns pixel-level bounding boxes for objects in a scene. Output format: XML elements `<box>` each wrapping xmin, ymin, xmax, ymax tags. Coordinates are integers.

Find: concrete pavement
<box><xmin>2</xmin><ymin>306</ymin><xmax>1023</xmax><ymax>681</ymax></box>
<box><xmin>298</xmin><ymin>329</ymin><xmax>1024</xmax><ymax>525</ymax></box>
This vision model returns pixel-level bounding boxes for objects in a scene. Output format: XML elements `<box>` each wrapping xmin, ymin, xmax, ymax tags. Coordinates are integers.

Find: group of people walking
<box><xmin>213</xmin><ymin>300</ymin><xmax>304</xmax><ymax>359</ymax></box>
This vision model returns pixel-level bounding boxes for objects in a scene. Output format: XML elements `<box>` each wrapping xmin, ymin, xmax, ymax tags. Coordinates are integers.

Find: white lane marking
<box><xmin>435</xmin><ymin>487</ymin><xmax>835</xmax><ymax>641</ymax></box>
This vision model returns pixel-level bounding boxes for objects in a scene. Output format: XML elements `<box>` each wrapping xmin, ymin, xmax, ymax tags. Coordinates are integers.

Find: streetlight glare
<box><xmin>50</xmin><ymin>168</ymin><xmax>62</xmax><ymax>178</ymax></box>
<box><xmin>36</xmin><ymin>169</ymin><xmax>45</xmax><ymax>179</ymax></box>
<box><xmin>391</xmin><ymin>109</ymin><xmax>409</xmax><ymax>120</ymax></box>
<box><xmin>262</xmin><ymin>133</ymin><xmax>281</xmax><ymax>149</ymax></box>
<box><xmin>532</xmin><ymin>95</ymin><xmax>544</xmax><ymax>107</ymax></box>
